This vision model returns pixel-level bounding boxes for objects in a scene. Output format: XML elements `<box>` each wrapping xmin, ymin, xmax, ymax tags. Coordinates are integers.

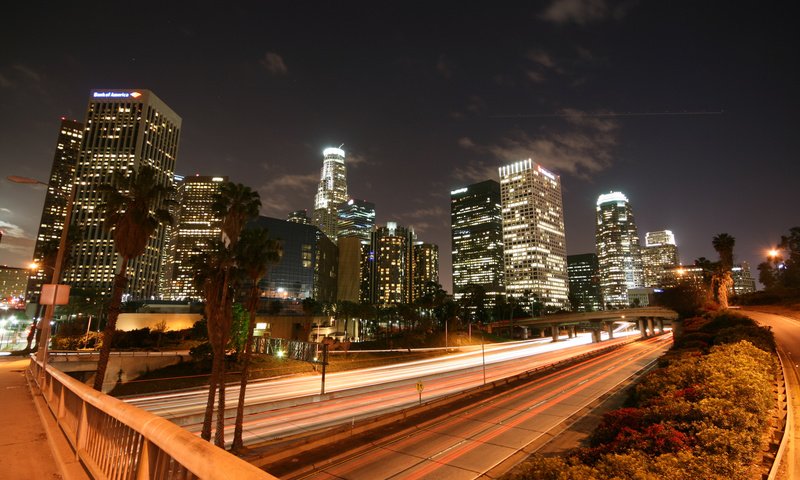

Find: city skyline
<box><xmin>2</xmin><ymin>2</ymin><xmax>798</xmax><ymax>294</ymax></box>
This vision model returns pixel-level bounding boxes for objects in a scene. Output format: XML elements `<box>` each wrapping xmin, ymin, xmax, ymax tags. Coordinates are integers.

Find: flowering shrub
<box><xmin>508</xmin><ymin>311</ymin><xmax>777</xmax><ymax>480</ymax></box>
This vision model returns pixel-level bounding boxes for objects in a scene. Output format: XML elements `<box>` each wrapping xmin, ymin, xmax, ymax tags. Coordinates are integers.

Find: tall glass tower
<box><xmin>27</xmin><ymin>118</ymin><xmax>83</xmax><ymax>302</ymax></box>
<box><xmin>64</xmin><ymin>89</ymin><xmax>182</xmax><ymax>299</ymax></box>
<box><xmin>163</xmin><ymin>175</ymin><xmax>227</xmax><ymax>300</ymax></box>
<box><xmin>313</xmin><ymin>147</ymin><xmax>348</xmax><ymax>242</ymax></box>
<box><xmin>337</xmin><ymin>198</ymin><xmax>375</xmax><ymax>241</ymax></box>
<box><xmin>368</xmin><ymin>222</ymin><xmax>416</xmax><ymax>305</ymax></box>
<box><xmin>450</xmin><ymin>180</ymin><xmax>504</xmax><ymax>312</ymax></box>
<box><xmin>567</xmin><ymin>253</ymin><xmax>602</xmax><ymax>312</ymax></box>
<box><xmin>642</xmin><ymin>230</ymin><xmax>679</xmax><ymax>287</ymax></box>
<box><xmin>499</xmin><ymin>159</ymin><xmax>568</xmax><ymax>310</ymax></box>
<box><xmin>595</xmin><ymin>191</ymin><xmax>643</xmax><ymax>308</ymax></box>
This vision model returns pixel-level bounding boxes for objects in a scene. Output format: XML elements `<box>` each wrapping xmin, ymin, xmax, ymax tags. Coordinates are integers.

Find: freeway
<box><xmin>280</xmin><ymin>334</ymin><xmax>672</xmax><ymax>479</ymax></box>
<box><xmin>126</xmin><ymin>331</ymin><xmax>644</xmax><ymax>438</ymax></box>
<box><xmin>743</xmin><ymin>309</ymin><xmax>800</xmax><ymax>480</ymax></box>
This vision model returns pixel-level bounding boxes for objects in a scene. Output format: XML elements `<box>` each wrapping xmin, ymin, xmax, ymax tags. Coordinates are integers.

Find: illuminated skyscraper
<box><xmin>287</xmin><ymin>209</ymin><xmax>310</xmax><ymax>225</ymax></box>
<box><xmin>450</xmin><ymin>180</ymin><xmax>504</xmax><ymax>311</ymax></box>
<box><xmin>312</xmin><ymin>147</ymin><xmax>348</xmax><ymax>242</ymax></box>
<box><xmin>595</xmin><ymin>191</ymin><xmax>643</xmax><ymax>308</ymax></box>
<box><xmin>64</xmin><ymin>89</ymin><xmax>182</xmax><ymax>299</ymax></box>
<box><xmin>27</xmin><ymin>118</ymin><xmax>83</xmax><ymax>302</ymax></box>
<box><xmin>368</xmin><ymin>222</ymin><xmax>416</xmax><ymax>305</ymax></box>
<box><xmin>567</xmin><ymin>253</ymin><xmax>602</xmax><ymax>312</ymax></box>
<box><xmin>732</xmin><ymin>262</ymin><xmax>756</xmax><ymax>294</ymax></box>
<box><xmin>337</xmin><ymin>199</ymin><xmax>375</xmax><ymax>241</ymax></box>
<box><xmin>413</xmin><ymin>242</ymin><xmax>439</xmax><ymax>299</ymax></box>
<box><xmin>163</xmin><ymin>175</ymin><xmax>227</xmax><ymax>300</ymax></box>
<box><xmin>499</xmin><ymin>159</ymin><xmax>568</xmax><ymax>310</ymax></box>
<box><xmin>642</xmin><ymin>230</ymin><xmax>679</xmax><ymax>287</ymax></box>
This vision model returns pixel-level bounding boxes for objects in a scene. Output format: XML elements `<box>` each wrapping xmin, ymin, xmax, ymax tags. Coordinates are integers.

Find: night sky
<box><xmin>1</xmin><ymin>1</ymin><xmax>798</xmax><ymax>292</ymax></box>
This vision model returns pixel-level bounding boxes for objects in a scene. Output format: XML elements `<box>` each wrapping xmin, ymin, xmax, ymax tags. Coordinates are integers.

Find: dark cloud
<box><xmin>540</xmin><ymin>0</ymin><xmax>635</xmax><ymax>25</ymax></box>
<box><xmin>257</xmin><ymin>171</ymin><xmax>318</xmax><ymax>217</ymax></box>
<box><xmin>260</xmin><ymin>52</ymin><xmax>288</xmax><ymax>75</ymax></box>
<box><xmin>457</xmin><ymin>109</ymin><xmax>619</xmax><ymax>180</ymax></box>
<box><xmin>436</xmin><ymin>54</ymin><xmax>452</xmax><ymax>78</ymax></box>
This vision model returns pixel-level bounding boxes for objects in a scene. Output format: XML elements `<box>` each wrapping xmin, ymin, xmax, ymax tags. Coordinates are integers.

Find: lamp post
<box><xmin>8</xmin><ymin>175</ymin><xmax>75</xmax><ymax>373</ymax></box>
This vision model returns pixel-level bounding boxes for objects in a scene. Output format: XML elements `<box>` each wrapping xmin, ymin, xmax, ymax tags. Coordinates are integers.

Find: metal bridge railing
<box><xmin>28</xmin><ymin>358</ymin><xmax>277</xmax><ymax>480</ymax></box>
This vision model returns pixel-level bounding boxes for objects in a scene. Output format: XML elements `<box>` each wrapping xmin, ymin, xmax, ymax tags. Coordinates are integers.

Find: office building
<box><xmin>595</xmin><ymin>191</ymin><xmax>643</xmax><ymax>308</ymax></box>
<box><xmin>27</xmin><ymin>118</ymin><xmax>84</xmax><ymax>302</ymax></box>
<box><xmin>337</xmin><ymin>236</ymin><xmax>363</xmax><ymax>302</ymax></box>
<box><xmin>312</xmin><ymin>147</ymin><xmax>348</xmax><ymax>242</ymax></box>
<box><xmin>450</xmin><ymin>180</ymin><xmax>504</xmax><ymax>311</ymax></box>
<box><xmin>248</xmin><ymin>216</ymin><xmax>338</xmax><ymax>307</ymax></box>
<box><xmin>642</xmin><ymin>230</ymin><xmax>680</xmax><ymax>288</ymax></box>
<box><xmin>499</xmin><ymin>159</ymin><xmax>568</xmax><ymax>310</ymax></box>
<box><xmin>732</xmin><ymin>262</ymin><xmax>756</xmax><ymax>294</ymax></box>
<box><xmin>567</xmin><ymin>253</ymin><xmax>602</xmax><ymax>312</ymax></box>
<box><xmin>337</xmin><ymin>199</ymin><xmax>375</xmax><ymax>241</ymax></box>
<box><xmin>163</xmin><ymin>175</ymin><xmax>227</xmax><ymax>300</ymax></box>
<box><xmin>368</xmin><ymin>222</ymin><xmax>416</xmax><ymax>305</ymax></box>
<box><xmin>64</xmin><ymin>89</ymin><xmax>182</xmax><ymax>299</ymax></box>
<box><xmin>413</xmin><ymin>242</ymin><xmax>439</xmax><ymax>299</ymax></box>
<box><xmin>287</xmin><ymin>210</ymin><xmax>310</xmax><ymax>225</ymax></box>
<box><xmin>1</xmin><ymin>266</ymin><xmax>30</xmax><ymax>301</ymax></box>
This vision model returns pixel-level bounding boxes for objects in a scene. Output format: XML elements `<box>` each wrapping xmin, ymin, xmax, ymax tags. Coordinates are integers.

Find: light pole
<box><xmin>8</xmin><ymin>175</ymin><xmax>75</xmax><ymax>373</ymax></box>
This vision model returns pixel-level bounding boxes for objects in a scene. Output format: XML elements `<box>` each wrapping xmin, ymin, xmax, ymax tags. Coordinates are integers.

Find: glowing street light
<box><xmin>7</xmin><ymin>175</ymin><xmax>75</xmax><ymax>371</ymax></box>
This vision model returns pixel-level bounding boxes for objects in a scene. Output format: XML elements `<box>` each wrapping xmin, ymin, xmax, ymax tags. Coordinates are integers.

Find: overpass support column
<box><xmin>638</xmin><ymin>318</ymin><xmax>647</xmax><ymax>338</ymax></box>
<box><xmin>568</xmin><ymin>326</ymin><xmax>575</xmax><ymax>338</ymax></box>
<box><xmin>657</xmin><ymin>318</ymin><xmax>664</xmax><ymax>333</ymax></box>
<box><xmin>647</xmin><ymin>317</ymin><xmax>655</xmax><ymax>336</ymax></box>
<box><xmin>552</xmin><ymin>324</ymin><xmax>559</xmax><ymax>342</ymax></box>
<box><xmin>591</xmin><ymin>329</ymin><xmax>601</xmax><ymax>343</ymax></box>
<box><xmin>605</xmin><ymin>321</ymin><xmax>614</xmax><ymax>339</ymax></box>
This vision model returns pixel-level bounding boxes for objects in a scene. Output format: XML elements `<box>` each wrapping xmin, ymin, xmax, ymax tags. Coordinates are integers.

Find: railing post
<box><xmin>57</xmin><ymin>381</ymin><xmax>66</xmax><ymax>424</ymax></box>
<box><xmin>136</xmin><ymin>439</ymin><xmax>155</xmax><ymax>480</ymax></box>
<box><xmin>76</xmin><ymin>401</ymin><xmax>88</xmax><ymax>461</ymax></box>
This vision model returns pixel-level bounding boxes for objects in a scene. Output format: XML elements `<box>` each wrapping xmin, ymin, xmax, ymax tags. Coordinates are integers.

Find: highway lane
<box><xmin>282</xmin><ymin>334</ymin><xmax>672</xmax><ymax>480</ymax></box>
<box><xmin>126</xmin><ymin>331</ymin><xmax>641</xmax><ymax>424</ymax></box>
<box><xmin>743</xmin><ymin>309</ymin><xmax>800</xmax><ymax>480</ymax></box>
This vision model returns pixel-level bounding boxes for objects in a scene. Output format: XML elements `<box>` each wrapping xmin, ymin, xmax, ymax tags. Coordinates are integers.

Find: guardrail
<box><xmin>768</xmin><ymin>348</ymin><xmax>794</xmax><ymax>480</ymax></box>
<box><xmin>28</xmin><ymin>358</ymin><xmax>277</xmax><ymax>480</ymax></box>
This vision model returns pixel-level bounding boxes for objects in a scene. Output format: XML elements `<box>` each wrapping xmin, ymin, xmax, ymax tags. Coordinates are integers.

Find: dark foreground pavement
<box><xmin>0</xmin><ymin>356</ymin><xmax>88</xmax><ymax>480</ymax></box>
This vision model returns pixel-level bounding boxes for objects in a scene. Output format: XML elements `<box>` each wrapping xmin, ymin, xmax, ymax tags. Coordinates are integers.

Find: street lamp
<box><xmin>7</xmin><ymin>175</ymin><xmax>75</xmax><ymax>373</ymax></box>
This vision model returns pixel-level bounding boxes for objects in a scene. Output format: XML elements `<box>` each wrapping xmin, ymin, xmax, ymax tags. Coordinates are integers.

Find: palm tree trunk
<box><xmin>232</xmin><ymin>284</ymin><xmax>259</xmax><ymax>451</ymax></box>
<box><xmin>214</xmin><ymin>269</ymin><xmax>234</xmax><ymax>448</ymax></box>
<box><xmin>201</xmin><ymin>349</ymin><xmax>219</xmax><ymax>441</ymax></box>
<box><xmin>93</xmin><ymin>257</ymin><xmax>129</xmax><ymax>391</ymax></box>
<box><xmin>215</xmin><ymin>349</ymin><xmax>227</xmax><ymax>448</ymax></box>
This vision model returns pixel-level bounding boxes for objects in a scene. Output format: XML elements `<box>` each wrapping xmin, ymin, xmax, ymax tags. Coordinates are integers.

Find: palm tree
<box><xmin>712</xmin><ymin>233</ymin><xmax>736</xmax><ymax>271</ymax></box>
<box><xmin>201</xmin><ymin>182</ymin><xmax>261</xmax><ymax>446</ymax></box>
<box><xmin>231</xmin><ymin>227</ymin><xmax>282</xmax><ymax>452</ymax></box>
<box><xmin>93</xmin><ymin>166</ymin><xmax>176</xmax><ymax>391</ymax></box>
<box><xmin>711</xmin><ymin>233</ymin><xmax>736</xmax><ymax>307</ymax></box>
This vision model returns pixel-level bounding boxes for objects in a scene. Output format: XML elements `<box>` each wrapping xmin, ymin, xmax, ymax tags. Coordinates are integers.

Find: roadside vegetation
<box><xmin>505</xmin><ymin>311</ymin><xmax>778</xmax><ymax>480</ymax></box>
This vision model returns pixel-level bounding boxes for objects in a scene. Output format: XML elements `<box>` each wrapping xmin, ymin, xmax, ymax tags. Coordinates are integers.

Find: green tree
<box><xmin>92</xmin><ymin>166</ymin><xmax>176</xmax><ymax>391</ymax></box>
<box><xmin>231</xmin><ymin>227</ymin><xmax>282</xmax><ymax>451</ymax></box>
<box><xmin>757</xmin><ymin>261</ymin><xmax>778</xmax><ymax>289</ymax></box>
<box><xmin>778</xmin><ymin>227</ymin><xmax>800</xmax><ymax>287</ymax></box>
<box><xmin>336</xmin><ymin>300</ymin><xmax>360</xmax><ymax>338</ymax></box>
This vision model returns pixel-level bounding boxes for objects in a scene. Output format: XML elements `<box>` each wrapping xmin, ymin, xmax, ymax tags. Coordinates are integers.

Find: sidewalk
<box><xmin>0</xmin><ymin>355</ymin><xmax>88</xmax><ymax>480</ymax></box>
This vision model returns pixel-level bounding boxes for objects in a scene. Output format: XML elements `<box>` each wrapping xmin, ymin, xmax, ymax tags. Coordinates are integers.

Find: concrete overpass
<box><xmin>48</xmin><ymin>350</ymin><xmax>190</xmax><ymax>392</ymax></box>
<box><xmin>488</xmin><ymin>306</ymin><xmax>679</xmax><ymax>343</ymax></box>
